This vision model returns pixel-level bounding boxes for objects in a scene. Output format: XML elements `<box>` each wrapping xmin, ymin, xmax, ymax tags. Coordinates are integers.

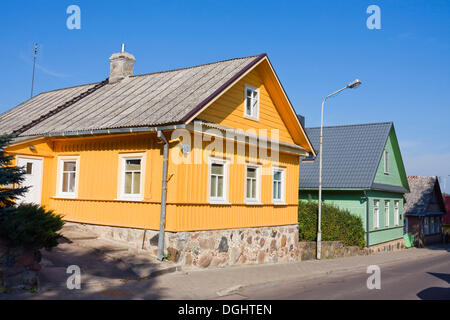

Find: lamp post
<box><xmin>317</xmin><ymin>79</ymin><xmax>361</xmax><ymax>260</ymax></box>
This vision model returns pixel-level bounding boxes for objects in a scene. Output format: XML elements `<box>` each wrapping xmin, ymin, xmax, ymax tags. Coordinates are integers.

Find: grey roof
<box><xmin>0</xmin><ymin>54</ymin><xmax>263</xmax><ymax>137</ymax></box>
<box><xmin>0</xmin><ymin>83</ymin><xmax>98</xmax><ymax>135</ymax></box>
<box><xmin>404</xmin><ymin>176</ymin><xmax>446</xmax><ymax>216</ymax></box>
<box><xmin>299</xmin><ymin>122</ymin><xmax>407</xmax><ymax>192</ymax></box>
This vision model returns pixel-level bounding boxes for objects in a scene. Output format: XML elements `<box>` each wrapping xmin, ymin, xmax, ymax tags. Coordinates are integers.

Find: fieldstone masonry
<box><xmin>75</xmin><ymin>223</ymin><xmax>299</xmax><ymax>267</ymax></box>
<box><xmin>0</xmin><ymin>238</ymin><xmax>41</xmax><ymax>292</ymax></box>
<box><xmin>73</xmin><ymin>222</ymin><xmax>406</xmax><ymax>268</ymax></box>
<box><xmin>298</xmin><ymin>238</ymin><xmax>405</xmax><ymax>261</ymax></box>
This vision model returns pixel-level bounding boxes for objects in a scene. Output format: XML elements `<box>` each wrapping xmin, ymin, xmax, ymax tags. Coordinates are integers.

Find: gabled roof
<box><xmin>1</xmin><ymin>53</ymin><xmax>314</xmax><ymax>153</ymax></box>
<box><xmin>1</xmin><ymin>54</ymin><xmax>261</xmax><ymax>136</ymax></box>
<box><xmin>404</xmin><ymin>176</ymin><xmax>446</xmax><ymax>216</ymax></box>
<box><xmin>1</xmin><ymin>54</ymin><xmax>263</xmax><ymax>136</ymax></box>
<box><xmin>299</xmin><ymin>122</ymin><xmax>408</xmax><ymax>192</ymax></box>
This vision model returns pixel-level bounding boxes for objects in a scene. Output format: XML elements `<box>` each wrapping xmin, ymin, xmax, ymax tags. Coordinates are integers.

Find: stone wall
<box><xmin>167</xmin><ymin>225</ymin><xmax>299</xmax><ymax>268</ymax></box>
<box><xmin>0</xmin><ymin>239</ymin><xmax>41</xmax><ymax>292</ymax></box>
<box><xmin>299</xmin><ymin>238</ymin><xmax>405</xmax><ymax>261</ymax></box>
<box><xmin>298</xmin><ymin>241</ymin><xmax>361</xmax><ymax>261</ymax></box>
<box><xmin>73</xmin><ymin>223</ymin><xmax>299</xmax><ymax>268</ymax></box>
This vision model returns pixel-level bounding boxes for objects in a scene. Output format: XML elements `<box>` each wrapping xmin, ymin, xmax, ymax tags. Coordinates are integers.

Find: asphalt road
<box><xmin>235</xmin><ymin>252</ymin><xmax>450</xmax><ymax>300</ymax></box>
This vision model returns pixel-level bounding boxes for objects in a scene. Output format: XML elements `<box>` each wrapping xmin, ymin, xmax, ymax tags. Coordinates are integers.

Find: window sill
<box><xmin>209</xmin><ymin>200</ymin><xmax>232</xmax><ymax>206</ymax></box>
<box><xmin>273</xmin><ymin>202</ymin><xmax>288</xmax><ymax>206</ymax></box>
<box><xmin>245</xmin><ymin>201</ymin><xmax>263</xmax><ymax>206</ymax></box>
<box><xmin>114</xmin><ymin>197</ymin><xmax>143</xmax><ymax>202</ymax></box>
<box><xmin>53</xmin><ymin>194</ymin><xmax>77</xmax><ymax>199</ymax></box>
<box><xmin>243</xmin><ymin>115</ymin><xmax>259</xmax><ymax>122</ymax></box>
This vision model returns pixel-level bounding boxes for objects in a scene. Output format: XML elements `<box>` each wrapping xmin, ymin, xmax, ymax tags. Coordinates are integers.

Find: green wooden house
<box><xmin>299</xmin><ymin>122</ymin><xmax>410</xmax><ymax>247</ymax></box>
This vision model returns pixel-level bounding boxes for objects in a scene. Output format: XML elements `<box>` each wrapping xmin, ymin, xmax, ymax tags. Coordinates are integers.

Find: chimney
<box><xmin>109</xmin><ymin>44</ymin><xmax>136</xmax><ymax>83</ymax></box>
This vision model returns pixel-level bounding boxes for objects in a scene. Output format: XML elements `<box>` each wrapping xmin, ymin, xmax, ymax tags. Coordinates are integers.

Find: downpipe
<box><xmin>157</xmin><ymin>130</ymin><xmax>169</xmax><ymax>261</ymax></box>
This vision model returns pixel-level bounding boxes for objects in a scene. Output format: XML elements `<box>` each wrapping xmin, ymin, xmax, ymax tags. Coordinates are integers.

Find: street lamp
<box><xmin>317</xmin><ymin>79</ymin><xmax>362</xmax><ymax>260</ymax></box>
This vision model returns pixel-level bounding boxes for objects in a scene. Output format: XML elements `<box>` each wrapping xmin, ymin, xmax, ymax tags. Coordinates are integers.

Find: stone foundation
<box><xmin>70</xmin><ymin>222</ymin><xmax>299</xmax><ymax>268</ymax></box>
<box><xmin>365</xmin><ymin>238</ymin><xmax>405</xmax><ymax>254</ymax></box>
<box><xmin>298</xmin><ymin>241</ymin><xmax>361</xmax><ymax>261</ymax></box>
<box><xmin>0</xmin><ymin>239</ymin><xmax>41</xmax><ymax>292</ymax></box>
<box><xmin>298</xmin><ymin>238</ymin><xmax>405</xmax><ymax>261</ymax></box>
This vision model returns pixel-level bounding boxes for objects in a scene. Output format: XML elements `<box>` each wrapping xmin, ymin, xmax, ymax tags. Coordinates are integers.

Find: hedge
<box><xmin>298</xmin><ymin>200</ymin><xmax>366</xmax><ymax>249</ymax></box>
<box><xmin>0</xmin><ymin>203</ymin><xmax>64</xmax><ymax>250</ymax></box>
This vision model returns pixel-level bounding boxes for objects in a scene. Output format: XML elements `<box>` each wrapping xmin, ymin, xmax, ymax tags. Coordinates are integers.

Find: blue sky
<box><xmin>1</xmin><ymin>1</ymin><xmax>449</xmax><ymax>191</ymax></box>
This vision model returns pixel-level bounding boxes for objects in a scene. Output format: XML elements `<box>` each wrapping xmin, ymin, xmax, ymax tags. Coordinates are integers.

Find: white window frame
<box><xmin>394</xmin><ymin>200</ymin><xmax>399</xmax><ymax>226</ymax></box>
<box><xmin>385</xmin><ymin>200</ymin><xmax>390</xmax><ymax>227</ymax></box>
<box><xmin>430</xmin><ymin>216</ymin><xmax>435</xmax><ymax>234</ymax></box>
<box><xmin>384</xmin><ymin>150</ymin><xmax>389</xmax><ymax>174</ymax></box>
<box><xmin>272</xmin><ymin>167</ymin><xmax>286</xmax><ymax>205</ymax></box>
<box><xmin>373</xmin><ymin>200</ymin><xmax>380</xmax><ymax>229</ymax></box>
<box><xmin>244</xmin><ymin>85</ymin><xmax>259</xmax><ymax>121</ymax></box>
<box><xmin>117</xmin><ymin>153</ymin><xmax>146</xmax><ymax>201</ymax></box>
<box><xmin>208</xmin><ymin>157</ymin><xmax>229</xmax><ymax>205</ymax></box>
<box><xmin>57</xmin><ymin>156</ymin><xmax>80</xmax><ymax>199</ymax></box>
<box><xmin>245</xmin><ymin>164</ymin><xmax>262</xmax><ymax>205</ymax></box>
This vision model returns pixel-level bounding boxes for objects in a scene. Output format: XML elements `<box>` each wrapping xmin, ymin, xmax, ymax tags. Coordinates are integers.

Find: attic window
<box><xmin>384</xmin><ymin>150</ymin><xmax>389</xmax><ymax>174</ymax></box>
<box><xmin>244</xmin><ymin>85</ymin><xmax>259</xmax><ymax>120</ymax></box>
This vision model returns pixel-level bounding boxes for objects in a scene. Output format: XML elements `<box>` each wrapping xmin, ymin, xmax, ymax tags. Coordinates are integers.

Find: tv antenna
<box><xmin>30</xmin><ymin>43</ymin><xmax>38</xmax><ymax>98</ymax></box>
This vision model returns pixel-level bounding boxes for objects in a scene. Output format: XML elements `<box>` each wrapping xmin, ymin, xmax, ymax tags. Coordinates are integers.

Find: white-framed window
<box><xmin>430</xmin><ymin>217</ymin><xmax>436</xmax><ymax>233</ymax></box>
<box><xmin>117</xmin><ymin>153</ymin><xmax>146</xmax><ymax>201</ymax></box>
<box><xmin>385</xmin><ymin>200</ymin><xmax>390</xmax><ymax>227</ymax></box>
<box><xmin>208</xmin><ymin>157</ymin><xmax>229</xmax><ymax>204</ymax></box>
<box><xmin>245</xmin><ymin>164</ymin><xmax>261</xmax><ymax>204</ymax></box>
<box><xmin>394</xmin><ymin>200</ymin><xmax>399</xmax><ymax>226</ymax></box>
<box><xmin>424</xmin><ymin>217</ymin><xmax>429</xmax><ymax>235</ymax></box>
<box><xmin>244</xmin><ymin>85</ymin><xmax>259</xmax><ymax>120</ymax></box>
<box><xmin>57</xmin><ymin>156</ymin><xmax>80</xmax><ymax>198</ymax></box>
<box><xmin>272</xmin><ymin>167</ymin><xmax>286</xmax><ymax>204</ymax></box>
<box><xmin>384</xmin><ymin>150</ymin><xmax>389</xmax><ymax>174</ymax></box>
<box><xmin>373</xmin><ymin>200</ymin><xmax>380</xmax><ymax>229</ymax></box>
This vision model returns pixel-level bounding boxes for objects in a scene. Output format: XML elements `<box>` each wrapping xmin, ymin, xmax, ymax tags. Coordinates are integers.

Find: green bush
<box><xmin>0</xmin><ymin>203</ymin><xmax>64</xmax><ymax>250</ymax></box>
<box><xmin>298</xmin><ymin>200</ymin><xmax>366</xmax><ymax>249</ymax></box>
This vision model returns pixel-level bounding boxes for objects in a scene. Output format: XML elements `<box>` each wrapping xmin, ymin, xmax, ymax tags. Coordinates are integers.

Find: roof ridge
<box><xmin>30</xmin><ymin>81</ymin><xmax>101</xmax><ymax>97</ymax></box>
<box><xmin>306</xmin><ymin>121</ymin><xmax>393</xmax><ymax>130</ymax></box>
<box><xmin>130</xmin><ymin>54</ymin><xmax>263</xmax><ymax>78</ymax></box>
<box><xmin>22</xmin><ymin>54</ymin><xmax>262</xmax><ymax>99</ymax></box>
<box><xmin>13</xmin><ymin>79</ymin><xmax>109</xmax><ymax>136</ymax></box>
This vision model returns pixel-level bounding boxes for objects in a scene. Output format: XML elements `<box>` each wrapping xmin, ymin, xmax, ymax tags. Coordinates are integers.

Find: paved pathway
<box><xmin>1</xmin><ymin>224</ymin><xmax>448</xmax><ymax>300</ymax></box>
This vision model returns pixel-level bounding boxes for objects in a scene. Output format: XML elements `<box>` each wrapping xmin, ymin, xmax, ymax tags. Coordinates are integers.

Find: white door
<box><xmin>16</xmin><ymin>157</ymin><xmax>43</xmax><ymax>205</ymax></box>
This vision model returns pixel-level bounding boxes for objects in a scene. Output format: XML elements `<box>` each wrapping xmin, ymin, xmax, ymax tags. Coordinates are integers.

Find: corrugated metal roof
<box><xmin>404</xmin><ymin>176</ymin><xmax>446</xmax><ymax>216</ymax></box>
<box><xmin>299</xmin><ymin>122</ymin><xmax>393</xmax><ymax>190</ymax></box>
<box><xmin>0</xmin><ymin>54</ymin><xmax>262</xmax><ymax>137</ymax></box>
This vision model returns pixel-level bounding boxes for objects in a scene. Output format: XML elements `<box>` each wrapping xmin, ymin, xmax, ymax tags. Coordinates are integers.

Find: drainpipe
<box><xmin>157</xmin><ymin>130</ymin><xmax>169</xmax><ymax>261</ymax></box>
<box><xmin>364</xmin><ymin>190</ymin><xmax>370</xmax><ymax>248</ymax></box>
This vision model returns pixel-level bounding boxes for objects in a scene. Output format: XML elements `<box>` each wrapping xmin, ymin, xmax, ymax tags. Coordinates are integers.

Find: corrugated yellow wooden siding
<box><xmin>48</xmin><ymin>198</ymin><xmax>161</xmax><ymax>229</ymax></box>
<box><xmin>165</xmin><ymin>204</ymin><xmax>297</xmax><ymax>232</ymax></box>
<box><xmin>197</xmin><ymin>68</ymin><xmax>295</xmax><ymax>144</ymax></box>
<box><xmin>7</xmin><ymin>131</ymin><xmax>300</xmax><ymax>231</ymax></box>
<box><xmin>166</xmin><ymin>133</ymin><xmax>300</xmax><ymax>231</ymax></box>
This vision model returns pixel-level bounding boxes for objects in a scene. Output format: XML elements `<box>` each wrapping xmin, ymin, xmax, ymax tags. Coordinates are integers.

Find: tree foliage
<box><xmin>0</xmin><ymin>203</ymin><xmax>64</xmax><ymax>250</ymax></box>
<box><xmin>298</xmin><ymin>200</ymin><xmax>366</xmax><ymax>249</ymax></box>
<box><xmin>0</xmin><ymin>134</ymin><xmax>28</xmax><ymax>210</ymax></box>
<box><xmin>0</xmin><ymin>134</ymin><xmax>64</xmax><ymax>250</ymax></box>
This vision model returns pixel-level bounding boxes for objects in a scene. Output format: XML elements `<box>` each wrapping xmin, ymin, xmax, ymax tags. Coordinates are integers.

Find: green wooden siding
<box><xmin>299</xmin><ymin>190</ymin><xmax>404</xmax><ymax>246</ymax></box>
<box><xmin>373</xmin><ymin>128</ymin><xmax>409</xmax><ymax>189</ymax></box>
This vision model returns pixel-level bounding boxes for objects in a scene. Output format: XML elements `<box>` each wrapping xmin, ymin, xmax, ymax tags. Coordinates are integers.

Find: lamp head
<box><xmin>347</xmin><ymin>79</ymin><xmax>362</xmax><ymax>89</ymax></box>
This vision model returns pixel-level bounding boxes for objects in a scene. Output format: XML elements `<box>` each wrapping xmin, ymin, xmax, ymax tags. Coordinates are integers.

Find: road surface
<box><xmin>233</xmin><ymin>253</ymin><xmax>450</xmax><ymax>299</ymax></box>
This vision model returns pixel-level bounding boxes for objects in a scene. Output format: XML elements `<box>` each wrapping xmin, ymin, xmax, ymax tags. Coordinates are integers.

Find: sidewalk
<box><xmin>2</xmin><ymin>242</ymin><xmax>448</xmax><ymax>299</ymax></box>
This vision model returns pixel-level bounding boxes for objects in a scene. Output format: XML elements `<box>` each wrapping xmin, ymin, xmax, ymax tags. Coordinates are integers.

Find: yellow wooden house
<box><xmin>1</xmin><ymin>49</ymin><xmax>314</xmax><ymax>267</ymax></box>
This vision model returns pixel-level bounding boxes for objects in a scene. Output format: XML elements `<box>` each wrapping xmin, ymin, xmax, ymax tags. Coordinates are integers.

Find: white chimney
<box><xmin>109</xmin><ymin>44</ymin><xmax>136</xmax><ymax>83</ymax></box>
